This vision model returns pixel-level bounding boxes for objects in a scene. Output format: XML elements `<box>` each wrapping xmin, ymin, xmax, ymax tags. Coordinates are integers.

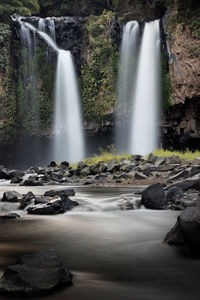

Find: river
<box><xmin>0</xmin><ymin>185</ymin><xmax>199</xmax><ymax>300</ymax></box>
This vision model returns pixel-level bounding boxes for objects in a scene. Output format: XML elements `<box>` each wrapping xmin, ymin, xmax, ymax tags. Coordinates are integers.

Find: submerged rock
<box><xmin>0</xmin><ymin>213</ymin><xmax>20</xmax><ymax>220</ymax></box>
<box><xmin>0</xmin><ymin>249</ymin><xmax>72</xmax><ymax>295</ymax></box>
<box><xmin>142</xmin><ymin>183</ymin><xmax>167</xmax><ymax>209</ymax></box>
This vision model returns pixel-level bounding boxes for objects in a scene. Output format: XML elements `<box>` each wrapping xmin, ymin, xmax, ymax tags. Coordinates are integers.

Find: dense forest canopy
<box><xmin>0</xmin><ymin>0</ymin><xmax>199</xmax><ymax>22</ymax></box>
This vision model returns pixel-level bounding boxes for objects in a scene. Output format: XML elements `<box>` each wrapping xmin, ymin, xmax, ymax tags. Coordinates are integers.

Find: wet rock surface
<box><xmin>0</xmin><ymin>249</ymin><xmax>72</xmax><ymax>295</ymax></box>
<box><xmin>164</xmin><ymin>207</ymin><xmax>200</xmax><ymax>249</ymax></box>
<box><xmin>142</xmin><ymin>183</ymin><xmax>167</xmax><ymax>209</ymax></box>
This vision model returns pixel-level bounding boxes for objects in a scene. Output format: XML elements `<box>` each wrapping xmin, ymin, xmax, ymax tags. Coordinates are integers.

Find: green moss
<box><xmin>0</xmin><ymin>23</ymin><xmax>17</xmax><ymax>143</ymax></box>
<box><xmin>81</xmin><ymin>11</ymin><xmax>119</xmax><ymax>123</ymax></box>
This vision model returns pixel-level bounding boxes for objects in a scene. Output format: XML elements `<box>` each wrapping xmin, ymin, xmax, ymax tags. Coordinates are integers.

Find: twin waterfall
<box><xmin>18</xmin><ymin>17</ymin><xmax>160</xmax><ymax>163</ymax></box>
<box><xmin>116</xmin><ymin>20</ymin><xmax>161</xmax><ymax>155</ymax></box>
<box><xmin>19</xmin><ymin>18</ymin><xmax>85</xmax><ymax>163</ymax></box>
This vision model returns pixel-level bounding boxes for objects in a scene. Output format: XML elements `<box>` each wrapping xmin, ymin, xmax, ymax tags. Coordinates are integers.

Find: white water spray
<box><xmin>115</xmin><ymin>21</ymin><xmax>139</xmax><ymax>153</ymax></box>
<box><xmin>130</xmin><ymin>20</ymin><xmax>161</xmax><ymax>155</ymax></box>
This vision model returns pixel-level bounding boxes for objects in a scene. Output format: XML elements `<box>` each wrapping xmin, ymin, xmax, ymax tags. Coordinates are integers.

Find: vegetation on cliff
<box><xmin>0</xmin><ymin>23</ymin><xmax>16</xmax><ymax>143</ymax></box>
<box><xmin>0</xmin><ymin>0</ymin><xmax>39</xmax><ymax>23</ymax></box>
<box><xmin>81</xmin><ymin>11</ymin><xmax>119</xmax><ymax>123</ymax></box>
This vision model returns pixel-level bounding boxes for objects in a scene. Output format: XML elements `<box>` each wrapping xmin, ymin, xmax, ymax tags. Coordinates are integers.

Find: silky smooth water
<box><xmin>54</xmin><ymin>50</ymin><xmax>85</xmax><ymax>162</ymax></box>
<box><xmin>116</xmin><ymin>21</ymin><xmax>139</xmax><ymax>153</ymax></box>
<box><xmin>0</xmin><ymin>185</ymin><xmax>199</xmax><ymax>300</ymax></box>
<box><xmin>130</xmin><ymin>20</ymin><xmax>161</xmax><ymax>155</ymax></box>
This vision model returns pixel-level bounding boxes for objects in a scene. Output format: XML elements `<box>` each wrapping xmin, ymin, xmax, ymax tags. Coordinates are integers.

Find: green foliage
<box><xmin>0</xmin><ymin>23</ymin><xmax>16</xmax><ymax>143</ymax></box>
<box><xmin>0</xmin><ymin>0</ymin><xmax>39</xmax><ymax>23</ymax></box>
<box><xmin>161</xmin><ymin>53</ymin><xmax>172</xmax><ymax>111</ymax></box>
<box><xmin>81</xmin><ymin>11</ymin><xmax>119</xmax><ymax>123</ymax></box>
<box><xmin>153</xmin><ymin>148</ymin><xmax>200</xmax><ymax>161</ymax></box>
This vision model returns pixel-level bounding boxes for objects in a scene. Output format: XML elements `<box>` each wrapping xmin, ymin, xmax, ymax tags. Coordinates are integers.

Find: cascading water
<box><xmin>38</xmin><ymin>18</ymin><xmax>56</xmax><ymax>41</ymax></box>
<box><xmin>129</xmin><ymin>20</ymin><xmax>161</xmax><ymax>155</ymax></box>
<box><xmin>19</xmin><ymin>21</ymin><xmax>39</xmax><ymax>128</ymax></box>
<box><xmin>115</xmin><ymin>21</ymin><xmax>139</xmax><ymax>153</ymax></box>
<box><xmin>54</xmin><ymin>50</ymin><xmax>85</xmax><ymax>162</ymax></box>
<box><xmin>19</xmin><ymin>18</ymin><xmax>85</xmax><ymax>163</ymax></box>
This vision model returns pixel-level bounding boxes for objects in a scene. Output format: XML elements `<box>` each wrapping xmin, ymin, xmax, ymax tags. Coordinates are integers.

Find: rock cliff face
<box><xmin>0</xmin><ymin>0</ymin><xmax>199</xmax><ymax>150</ymax></box>
<box><xmin>163</xmin><ymin>11</ymin><xmax>200</xmax><ymax>105</ymax></box>
<box><xmin>162</xmin><ymin>97</ymin><xmax>200</xmax><ymax>150</ymax></box>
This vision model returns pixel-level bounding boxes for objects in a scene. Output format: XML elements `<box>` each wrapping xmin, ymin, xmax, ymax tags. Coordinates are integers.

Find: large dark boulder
<box><xmin>2</xmin><ymin>191</ymin><xmax>22</xmax><ymax>202</ymax></box>
<box><xmin>0</xmin><ymin>249</ymin><xmax>72</xmax><ymax>295</ymax></box>
<box><xmin>141</xmin><ymin>183</ymin><xmax>167</xmax><ymax>209</ymax></box>
<box><xmin>164</xmin><ymin>207</ymin><xmax>200</xmax><ymax>249</ymax></box>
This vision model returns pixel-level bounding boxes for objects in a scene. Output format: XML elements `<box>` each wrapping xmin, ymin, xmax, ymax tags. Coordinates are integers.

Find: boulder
<box><xmin>0</xmin><ymin>213</ymin><xmax>20</xmax><ymax>220</ymax></box>
<box><xmin>44</xmin><ymin>189</ymin><xmax>75</xmax><ymax>198</ymax></box>
<box><xmin>79</xmin><ymin>166</ymin><xmax>90</xmax><ymax>177</ymax></box>
<box><xmin>168</xmin><ymin>169</ymin><xmax>191</xmax><ymax>181</ymax></box>
<box><xmin>166</xmin><ymin>186</ymin><xmax>184</xmax><ymax>202</ymax></box>
<box><xmin>192</xmin><ymin>157</ymin><xmax>200</xmax><ymax>165</ymax></box>
<box><xmin>83</xmin><ymin>178</ymin><xmax>94</xmax><ymax>185</ymax></box>
<box><xmin>141</xmin><ymin>183</ymin><xmax>167</xmax><ymax>209</ymax></box>
<box><xmin>10</xmin><ymin>177</ymin><xmax>23</xmax><ymax>184</ymax></box>
<box><xmin>0</xmin><ymin>168</ymin><xmax>10</xmax><ymax>179</ymax></box>
<box><xmin>27</xmin><ymin>195</ymin><xmax>78</xmax><ymax>215</ymax></box>
<box><xmin>2</xmin><ymin>191</ymin><xmax>22</xmax><ymax>202</ymax></box>
<box><xmin>49</xmin><ymin>161</ymin><xmax>57</xmax><ymax>167</ymax></box>
<box><xmin>89</xmin><ymin>162</ymin><xmax>107</xmax><ymax>175</ymax></box>
<box><xmin>135</xmin><ymin>172</ymin><xmax>148</xmax><ymax>180</ymax></box>
<box><xmin>23</xmin><ymin>176</ymin><xmax>43</xmax><ymax>186</ymax></box>
<box><xmin>94</xmin><ymin>173</ymin><xmax>108</xmax><ymax>180</ymax></box>
<box><xmin>166</xmin><ymin>156</ymin><xmax>181</xmax><ymax>165</ymax></box>
<box><xmin>107</xmin><ymin>160</ymin><xmax>120</xmax><ymax>173</ymax></box>
<box><xmin>171</xmin><ymin>190</ymin><xmax>200</xmax><ymax>210</ymax></box>
<box><xmin>164</xmin><ymin>207</ymin><xmax>200</xmax><ymax>249</ymax></box>
<box><xmin>120</xmin><ymin>163</ymin><xmax>136</xmax><ymax>173</ymax></box>
<box><xmin>20</xmin><ymin>191</ymin><xmax>35</xmax><ymax>209</ymax></box>
<box><xmin>61</xmin><ymin>161</ymin><xmax>69</xmax><ymax>169</ymax></box>
<box><xmin>0</xmin><ymin>249</ymin><xmax>72</xmax><ymax>295</ymax></box>
<box><xmin>168</xmin><ymin>174</ymin><xmax>200</xmax><ymax>191</ymax></box>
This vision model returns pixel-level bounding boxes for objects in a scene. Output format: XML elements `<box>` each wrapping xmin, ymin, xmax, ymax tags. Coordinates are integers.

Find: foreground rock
<box><xmin>141</xmin><ymin>183</ymin><xmax>167</xmax><ymax>209</ymax></box>
<box><xmin>2</xmin><ymin>191</ymin><xmax>22</xmax><ymax>202</ymax></box>
<box><xmin>164</xmin><ymin>207</ymin><xmax>200</xmax><ymax>249</ymax></box>
<box><xmin>0</xmin><ymin>249</ymin><xmax>72</xmax><ymax>295</ymax></box>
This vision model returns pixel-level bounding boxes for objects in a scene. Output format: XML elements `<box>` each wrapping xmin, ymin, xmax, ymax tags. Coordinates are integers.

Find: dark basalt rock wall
<box><xmin>162</xmin><ymin>97</ymin><xmax>200</xmax><ymax>150</ymax></box>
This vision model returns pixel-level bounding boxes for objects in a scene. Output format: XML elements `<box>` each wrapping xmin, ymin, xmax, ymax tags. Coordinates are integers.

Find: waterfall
<box><xmin>19</xmin><ymin>18</ymin><xmax>85</xmax><ymax>163</ymax></box>
<box><xmin>115</xmin><ymin>21</ymin><xmax>139</xmax><ymax>153</ymax></box>
<box><xmin>38</xmin><ymin>18</ymin><xmax>56</xmax><ymax>41</ymax></box>
<box><xmin>129</xmin><ymin>20</ymin><xmax>161</xmax><ymax>155</ymax></box>
<box><xmin>54</xmin><ymin>50</ymin><xmax>85</xmax><ymax>162</ymax></box>
<box><xmin>20</xmin><ymin>22</ymin><xmax>39</xmax><ymax>128</ymax></box>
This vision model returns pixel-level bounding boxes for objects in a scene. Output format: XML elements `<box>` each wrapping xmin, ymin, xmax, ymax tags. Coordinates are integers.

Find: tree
<box><xmin>0</xmin><ymin>0</ymin><xmax>40</xmax><ymax>23</ymax></box>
